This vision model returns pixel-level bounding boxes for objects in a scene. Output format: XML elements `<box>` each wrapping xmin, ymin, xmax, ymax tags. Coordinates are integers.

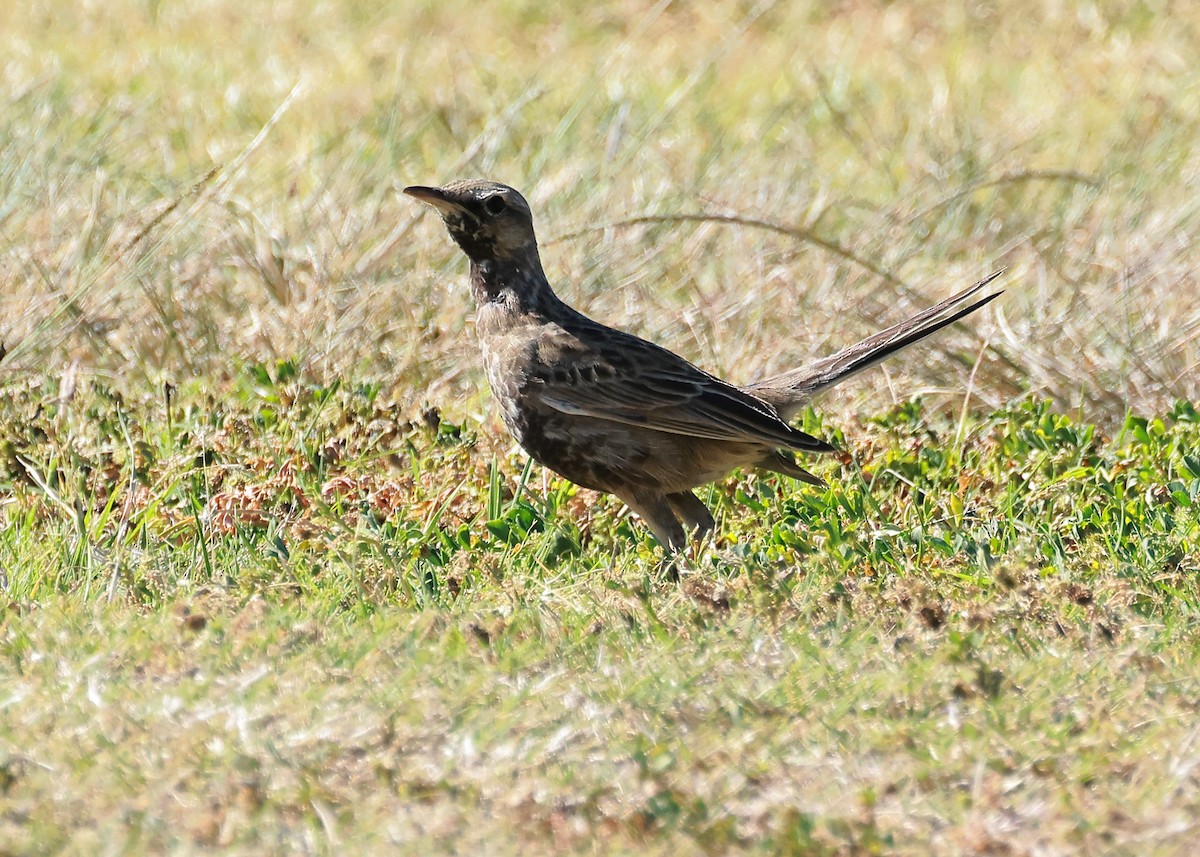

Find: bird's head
<box><xmin>404</xmin><ymin>180</ymin><xmax>537</xmax><ymax>263</ymax></box>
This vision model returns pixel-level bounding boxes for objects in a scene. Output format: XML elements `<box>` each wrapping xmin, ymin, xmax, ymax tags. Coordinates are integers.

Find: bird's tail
<box><xmin>748</xmin><ymin>270</ymin><xmax>1005</xmax><ymax>421</ymax></box>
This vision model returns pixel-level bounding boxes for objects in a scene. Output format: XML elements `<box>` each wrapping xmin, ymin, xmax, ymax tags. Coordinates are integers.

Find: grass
<box><xmin>2</xmin><ymin>0</ymin><xmax>1200</xmax><ymax>853</ymax></box>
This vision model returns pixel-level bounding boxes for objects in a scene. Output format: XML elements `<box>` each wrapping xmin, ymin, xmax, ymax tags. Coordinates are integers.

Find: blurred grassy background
<box><xmin>4</xmin><ymin>2</ymin><xmax>1200</xmax><ymax>853</ymax></box>
<box><xmin>4</xmin><ymin>0</ymin><xmax>1197</xmax><ymax>422</ymax></box>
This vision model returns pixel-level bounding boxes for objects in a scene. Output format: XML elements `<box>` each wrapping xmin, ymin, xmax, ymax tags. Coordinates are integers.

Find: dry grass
<box><xmin>2</xmin><ymin>0</ymin><xmax>1198</xmax><ymax>419</ymax></box>
<box><xmin>3</xmin><ymin>0</ymin><xmax>1200</xmax><ymax>853</ymax></box>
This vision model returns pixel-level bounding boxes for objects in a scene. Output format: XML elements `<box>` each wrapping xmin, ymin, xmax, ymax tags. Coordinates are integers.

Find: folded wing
<box><xmin>532</xmin><ymin>331</ymin><xmax>835</xmax><ymax>454</ymax></box>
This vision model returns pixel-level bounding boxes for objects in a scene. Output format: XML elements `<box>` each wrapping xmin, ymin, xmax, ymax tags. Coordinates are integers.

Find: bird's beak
<box><xmin>403</xmin><ymin>185</ymin><xmax>466</xmax><ymax>214</ymax></box>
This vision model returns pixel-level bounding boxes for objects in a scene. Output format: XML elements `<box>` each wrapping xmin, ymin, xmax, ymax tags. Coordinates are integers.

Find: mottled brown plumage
<box><xmin>406</xmin><ymin>180</ymin><xmax>1002</xmax><ymax>550</ymax></box>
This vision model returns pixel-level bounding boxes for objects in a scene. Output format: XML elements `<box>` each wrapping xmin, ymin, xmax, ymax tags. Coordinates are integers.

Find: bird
<box><xmin>405</xmin><ymin>180</ymin><xmax>1002</xmax><ymax>551</ymax></box>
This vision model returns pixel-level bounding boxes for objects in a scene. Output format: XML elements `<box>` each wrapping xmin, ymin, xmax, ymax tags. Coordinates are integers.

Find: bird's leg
<box><xmin>623</xmin><ymin>493</ymin><xmax>713</xmax><ymax>581</ymax></box>
<box><xmin>667</xmin><ymin>490</ymin><xmax>721</xmax><ymax>569</ymax></box>
<box><xmin>621</xmin><ymin>493</ymin><xmax>687</xmax><ymax>553</ymax></box>
<box><xmin>667</xmin><ymin>491</ymin><xmax>715</xmax><ymax>537</ymax></box>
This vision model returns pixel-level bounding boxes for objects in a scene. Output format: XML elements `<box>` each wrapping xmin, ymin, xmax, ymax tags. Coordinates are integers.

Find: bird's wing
<box><xmin>530</xmin><ymin>329</ymin><xmax>835</xmax><ymax>453</ymax></box>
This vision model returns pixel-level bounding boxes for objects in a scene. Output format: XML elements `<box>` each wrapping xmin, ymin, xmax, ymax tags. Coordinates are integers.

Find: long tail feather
<box><xmin>749</xmin><ymin>270</ymin><xmax>1005</xmax><ymax>420</ymax></box>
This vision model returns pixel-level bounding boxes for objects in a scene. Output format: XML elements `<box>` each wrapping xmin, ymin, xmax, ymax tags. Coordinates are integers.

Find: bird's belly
<box><xmin>497</xmin><ymin>397</ymin><xmax>636</xmax><ymax>492</ymax></box>
<box><xmin>480</xmin><ymin>335</ymin><xmax>763</xmax><ymax>495</ymax></box>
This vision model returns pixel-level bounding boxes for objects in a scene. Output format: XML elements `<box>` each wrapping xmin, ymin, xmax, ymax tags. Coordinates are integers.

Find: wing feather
<box><xmin>529</xmin><ymin>325</ymin><xmax>834</xmax><ymax>453</ymax></box>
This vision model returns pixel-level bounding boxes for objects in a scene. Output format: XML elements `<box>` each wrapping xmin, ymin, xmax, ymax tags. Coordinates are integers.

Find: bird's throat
<box><xmin>470</xmin><ymin>254</ymin><xmax>554</xmax><ymax>312</ymax></box>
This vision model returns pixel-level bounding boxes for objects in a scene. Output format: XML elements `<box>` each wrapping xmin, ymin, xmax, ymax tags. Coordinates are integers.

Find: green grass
<box><xmin>3</xmin><ymin>376</ymin><xmax>1200</xmax><ymax>853</ymax></box>
<box><xmin>3</xmin><ymin>0</ymin><xmax>1200</xmax><ymax>853</ymax></box>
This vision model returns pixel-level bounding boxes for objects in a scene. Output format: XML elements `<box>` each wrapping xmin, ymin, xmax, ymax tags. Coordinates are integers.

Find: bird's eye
<box><xmin>483</xmin><ymin>195</ymin><xmax>507</xmax><ymax>216</ymax></box>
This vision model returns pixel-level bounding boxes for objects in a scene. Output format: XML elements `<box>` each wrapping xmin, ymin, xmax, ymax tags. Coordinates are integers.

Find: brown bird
<box><xmin>405</xmin><ymin>180</ymin><xmax>1002</xmax><ymax>550</ymax></box>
